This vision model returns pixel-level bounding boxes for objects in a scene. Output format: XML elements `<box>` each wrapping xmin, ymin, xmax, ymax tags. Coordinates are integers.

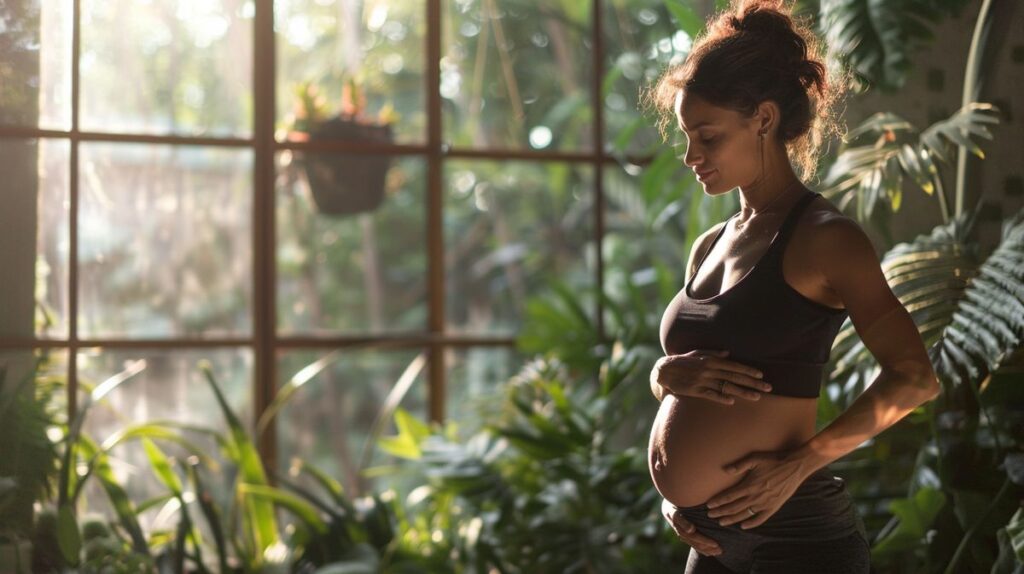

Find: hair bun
<box><xmin>731</xmin><ymin>6</ymin><xmax>807</xmax><ymax>68</ymax></box>
<box><xmin>731</xmin><ymin>8</ymin><xmax>789</xmax><ymax>39</ymax></box>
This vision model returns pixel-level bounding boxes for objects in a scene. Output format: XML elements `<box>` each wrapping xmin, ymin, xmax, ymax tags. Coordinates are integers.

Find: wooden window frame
<box><xmin>0</xmin><ymin>0</ymin><xmax>617</xmax><ymax>473</ymax></box>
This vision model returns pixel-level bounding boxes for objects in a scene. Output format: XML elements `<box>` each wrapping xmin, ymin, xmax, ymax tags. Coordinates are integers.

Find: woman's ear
<box><xmin>754</xmin><ymin>100</ymin><xmax>780</xmax><ymax>136</ymax></box>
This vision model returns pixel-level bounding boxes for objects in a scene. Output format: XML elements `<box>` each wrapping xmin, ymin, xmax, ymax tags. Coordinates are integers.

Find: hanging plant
<box><xmin>285</xmin><ymin>77</ymin><xmax>399</xmax><ymax>217</ymax></box>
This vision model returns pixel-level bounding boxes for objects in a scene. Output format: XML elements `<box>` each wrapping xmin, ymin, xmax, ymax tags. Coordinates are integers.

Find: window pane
<box><xmin>276</xmin><ymin>0</ymin><xmax>425</xmax><ymax>144</ymax></box>
<box><xmin>79</xmin><ymin>0</ymin><xmax>253</xmax><ymax>136</ymax></box>
<box><xmin>445</xmin><ymin>160</ymin><xmax>596</xmax><ymax>334</ymax></box>
<box><xmin>603</xmin><ymin>0</ymin><xmax>687</xmax><ymax>156</ymax></box>
<box><xmin>444</xmin><ymin>346</ymin><xmax>522</xmax><ymax>439</ymax></box>
<box><xmin>77</xmin><ymin>348</ymin><xmax>252</xmax><ymax>532</ymax></box>
<box><xmin>78</xmin><ymin>143</ymin><xmax>253</xmax><ymax>338</ymax></box>
<box><xmin>601</xmin><ymin>163</ymin><xmax>733</xmax><ymax>308</ymax></box>
<box><xmin>0</xmin><ymin>138</ymin><xmax>70</xmax><ymax>340</ymax></box>
<box><xmin>276</xmin><ymin>347</ymin><xmax>428</xmax><ymax>499</ymax></box>
<box><xmin>0</xmin><ymin>0</ymin><xmax>72</xmax><ymax>129</ymax></box>
<box><xmin>443</xmin><ymin>0</ymin><xmax>594</xmax><ymax>151</ymax></box>
<box><xmin>276</xmin><ymin>152</ymin><xmax>427</xmax><ymax>335</ymax></box>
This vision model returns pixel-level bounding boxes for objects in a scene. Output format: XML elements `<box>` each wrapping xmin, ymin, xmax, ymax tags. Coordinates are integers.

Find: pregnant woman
<box><xmin>643</xmin><ymin>1</ymin><xmax>942</xmax><ymax>572</ymax></box>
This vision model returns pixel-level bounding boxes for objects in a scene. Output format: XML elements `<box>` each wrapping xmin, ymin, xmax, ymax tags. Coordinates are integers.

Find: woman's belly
<box><xmin>648</xmin><ymin>392</ymin><xmax>818</xmax><ymax>508</ymax></box>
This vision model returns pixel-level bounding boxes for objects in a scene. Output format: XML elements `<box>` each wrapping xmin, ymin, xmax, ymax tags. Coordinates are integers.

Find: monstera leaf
<box><xmin>818</xmin><ymin>0</ymin><xmax>972</xmax><ymax>91</ymax></box>
<box><xmin>822</xmin><ymin>103</ymin><xmax>1000</xmax><ymax>221</ymax></box>
<box><xmin>828</xmin><ymin>206</ymin><xmax>1024</xmax><ymax>393</ymax></box>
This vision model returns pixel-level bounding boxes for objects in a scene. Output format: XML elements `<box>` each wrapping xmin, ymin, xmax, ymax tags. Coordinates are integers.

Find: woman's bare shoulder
<box><xmin>800</xmin><ymin>192</ymin><xmax>854</xmax><ymax>234</ymax></box>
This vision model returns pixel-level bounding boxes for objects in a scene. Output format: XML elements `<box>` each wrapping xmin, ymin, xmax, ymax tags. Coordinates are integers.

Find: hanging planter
<box><xmin>286</xmin><ymin>79</ymin><xmax>399</xmax><ymax>217</ymax></box>
<box><xmin>298</xmin><ymin>117</ymin><xmax>394</xmax><ymax>216</ymax></box>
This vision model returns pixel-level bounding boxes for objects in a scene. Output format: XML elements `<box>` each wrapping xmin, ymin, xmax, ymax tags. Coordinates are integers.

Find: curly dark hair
<box><xmin>641</xmin><ymin>0</ymin><xmax>851</xmax><ymax>181</ymax></box>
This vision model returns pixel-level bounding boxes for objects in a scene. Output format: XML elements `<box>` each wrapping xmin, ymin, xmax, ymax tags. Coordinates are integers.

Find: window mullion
<box><xmin>253</xmin><ymin>0</ymin><xmax>278</xmax><ymax>476</ymax></box>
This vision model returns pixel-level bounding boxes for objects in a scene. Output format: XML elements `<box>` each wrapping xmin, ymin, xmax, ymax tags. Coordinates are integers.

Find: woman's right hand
<box><xmin>651</xmin><ymin>349</ymin><xmax>771</xmax><ymax>405</ymax></box>
<box><xmin>662</xmin><ymin>498</ymin><xmax>722</xmax><ymax>557</ymax></box>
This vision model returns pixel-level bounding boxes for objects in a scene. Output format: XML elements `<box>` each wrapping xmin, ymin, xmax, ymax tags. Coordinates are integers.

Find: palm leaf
<box><xmin>828</xmin><ymin>206</ymin><xmax>1024</xmax><ymax>396</ymax></box>
<box><xmin>919</xmin><ymin>103</ymin><xmax>1001</xmax><ymax>162</ymax></box>
<box><xmin>829</xmin><ymin>207</ymin><xmax>979</xmax><ymax>382</ymax></box>
<box><xmin>821</xmin><ymin>104</ymin><xmax>1000</xmax><ymax>222</ymax></box>
<box><xmin>930</xmin><ymin>209</ymin><xmax>1024</xmax><ymax>388</ymax></box>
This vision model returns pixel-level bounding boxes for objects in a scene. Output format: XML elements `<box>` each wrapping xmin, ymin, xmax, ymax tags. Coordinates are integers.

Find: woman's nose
<box><xmin>682</xmin><ymin>143</ymin><xmax>701</xmax><ymax>168</ymax></box>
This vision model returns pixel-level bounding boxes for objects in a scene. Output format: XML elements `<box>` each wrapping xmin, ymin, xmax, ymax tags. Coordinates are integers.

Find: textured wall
<box><xmin>830</xmin><ymin>0</ymin><xmax>1023</xmax><ymax>252</ymax></box>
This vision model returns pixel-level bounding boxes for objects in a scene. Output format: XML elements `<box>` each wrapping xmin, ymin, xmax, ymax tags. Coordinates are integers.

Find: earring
<box><xmin>759</xmin><ymin>129</ymin><xmax>766</xmax><ymax>183</ymax></box>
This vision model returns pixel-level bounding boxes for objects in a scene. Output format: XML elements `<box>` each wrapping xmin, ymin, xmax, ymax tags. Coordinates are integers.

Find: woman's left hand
<box><xmin>703</xmin><ymin>447</ymin><xmax>812</xmax><ymax>530</ymax></box>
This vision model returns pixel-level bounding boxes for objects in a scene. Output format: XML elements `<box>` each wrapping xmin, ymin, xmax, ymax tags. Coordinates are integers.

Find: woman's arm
<box><xmin>789</xmin><ymin>216</ymin><xmax>941</xmax><ymax>474</ymax></box>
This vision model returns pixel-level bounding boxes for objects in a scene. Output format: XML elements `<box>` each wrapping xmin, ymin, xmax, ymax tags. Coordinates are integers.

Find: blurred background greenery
<box><xmin>1</xmin><ymin>0</ymin><xmax>1022</xmax><ymax>572</ymax></box>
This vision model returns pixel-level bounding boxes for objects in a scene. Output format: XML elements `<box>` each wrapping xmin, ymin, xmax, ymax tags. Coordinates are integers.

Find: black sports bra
<box><xmin>658</xmin><ymin>190</ymin><xmax>849</xmax><ymax>398</ymax></box>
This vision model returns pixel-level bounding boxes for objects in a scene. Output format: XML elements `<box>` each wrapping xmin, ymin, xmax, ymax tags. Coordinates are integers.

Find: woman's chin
<box><xmin>700</xmin><ymin>180</ymin><xmax>729</xmax><ymax>194</ymax></box>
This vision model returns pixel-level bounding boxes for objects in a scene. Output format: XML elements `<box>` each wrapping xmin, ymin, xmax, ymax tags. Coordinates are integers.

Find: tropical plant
<box><xmin>815</xmin><ymin>0</ymin><xmax>975</xmax><ymax>92</ymax></box>
<box><xmin>13</xmin><ymin>352</ymin><xmax>434</xmax><ymax>573</ymax></box>
<box><xmin>821</xmin><ymin>103</ymin><xmax>1001</xmax><ymax>225</ymax></box>
<box><xmin>380</xmin><ymin>279</ymin><xmax>691</xmax><ymax>573</ymax></box>
<box><xmin>806</xmin><ymin>0</ymin><xmax>1024</xmax><ymax>570</ymax></box>
<box><xmin>822</xmin><ymin>206</ymin><xmax>1024</xmax><ymax>572</ymax></box>
<box><xmin>284</xmin><ymin>76</ymin><xmax>399</xmax><ymax>141</ymax></box>
<box><xmin>0</xmin><ymin>357</ymin><xmax>62</xmax><ymax>573</ymax></box>
<box><xmin>598</xmin><ymin>1</ymin><xmax>1024</xmax><ymax>570</ymax></box>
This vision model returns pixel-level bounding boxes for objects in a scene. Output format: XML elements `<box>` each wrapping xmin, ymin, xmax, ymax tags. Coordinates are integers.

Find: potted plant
<box><xmin>285</xmin><ymin>76</ymin><xmax>399</xmax><ymax>217</ymax></box>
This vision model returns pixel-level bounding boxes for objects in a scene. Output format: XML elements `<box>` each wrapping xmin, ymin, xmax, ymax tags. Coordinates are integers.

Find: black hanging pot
<box><xmin>300</xmin><ymin>116</ymin><xmax>394</xmax><ymax>216</ymax></box>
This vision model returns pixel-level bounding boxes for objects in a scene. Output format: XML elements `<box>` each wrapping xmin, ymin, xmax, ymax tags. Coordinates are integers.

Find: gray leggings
<box><xmin>674</xmin><ymin>466</ymin><xmax>872</xmax><ymax>573</ymax></box>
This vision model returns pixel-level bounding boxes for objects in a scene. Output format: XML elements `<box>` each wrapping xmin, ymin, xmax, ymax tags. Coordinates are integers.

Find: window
<box><xmin>0</xmin><ymin>0</ymin><xmax>686</xmax><ymax>498</ymax></box>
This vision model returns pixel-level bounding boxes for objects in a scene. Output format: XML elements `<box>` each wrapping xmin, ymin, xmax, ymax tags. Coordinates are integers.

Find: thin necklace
<box><xmin>744</xmin><ymin>179</ymin><xmax>804</xmax><ymax>217</ymax></box>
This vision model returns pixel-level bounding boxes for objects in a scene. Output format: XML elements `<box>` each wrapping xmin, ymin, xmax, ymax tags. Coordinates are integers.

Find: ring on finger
<box><xmin>719</xmin><ymin>380</ymin><xmax>726</xmax><ymax>394</ymax></box>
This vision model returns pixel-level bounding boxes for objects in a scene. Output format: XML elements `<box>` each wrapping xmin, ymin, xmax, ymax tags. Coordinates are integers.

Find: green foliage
<box><xmin>820</xmin><ymin>138</ymin><xmax>1024</xmax><ymax>574</ymax></box>
<box><xmin>817</xmin><ymin>0</ymin><xmax>974</xmax><ymax>92</ymax></box>
<box><xmin>381</xmin><ymin>328</ymin><xmax>687</xmax><ymax>572</ymax></box>
<box><xmin>0</xmin><ymin>361</ymin><xmax>60</xmax><ymax>540</ymax></box>
<box><xmin>5</xmin><ymin>1</ymin><xmax>1020</xmax><ymax>573</ymax></box>
<box><xmin>78</xmin><ymin>516</ymin><xmax>157</xmax><ymax>574</ymax></box>
<box><xmin>822</xmin><ymin>103</ymin><xmax>1001</xmax><ymax>221</ymax></box>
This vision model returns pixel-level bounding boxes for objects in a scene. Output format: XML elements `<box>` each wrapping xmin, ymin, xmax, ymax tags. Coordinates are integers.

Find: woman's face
<box><xmin>674</xmin><ymin>90</ymin><xmax>761</xmax><ymax>194</ymax></box>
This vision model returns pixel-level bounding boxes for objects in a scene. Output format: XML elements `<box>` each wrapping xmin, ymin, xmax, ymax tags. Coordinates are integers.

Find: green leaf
<box><xmin>930</xmin><ymin>207</ymin><xmax>1024</xmax><ymax>387</ymax></box>
<box><xmin>377</xmin><ymin>434</ymin><xmax>422</xmax><ymax>460</ymax></box>
<box><xmin>56</xmin><ymin>503</ymin><xmax>81</xmax><ymax>565</ymax></box>
<box><xmin>290</xmin><ymin>458</ymin><xmax>349</xmax><ymax>510</ymax></box>
<box><xmin>663</xmin><ymin>0</ymin><xmax>702</xmax><ymax>38</ymax></box>
<box><xmin>199</xmin><ymin>361</ymin><xmax>279</xmax><ymax>563</ymax></box>
<box><xmin>60</xmin><ymin>359</ymin><xmax>147</xmax><ymax>506</ymax></box>
<box><xmin>186</xmin><ymin>459</ymin><xmax>230</xmax><ymax>574</ymax></box>
<box><xmin>258</xmin><ymin>350</ymin><xmax>343</xmax><ymax>438</ymax></box>
<box><xmin>871</xmin><ymin>487</ymin><xmax>946</xmax><ymax>556</ymax></box>
<box><xmin>1003</xmin><ymin>507</ymin><xmax>1024</xmax><ymax>563</ymax></box>
<box><xmin>141</xmin><ymin>438</ymin><xmax>184</xmax><ymax>496</ymax></box>
<box><xmin>395</xmin><ymin>408</ymin><xmax>431</xmax><ymax>444</ymax></box>
<box><xmin>238</xmin><ymin>483</ymin><xmax>327</xmax><ymax>535</ymax></box>
<box><xmin>76</xmin><ymin>437</ymin><xmax>150</xmax><ymax>555</ymax></box>
<box><xmin>101</xmin><ymin>422</ymin><xmax>215</xmax><ymax>468</ymax></box>
<box><xmin>822</xmin><ymin>104</ymin><xmax>1000</xmax><ymax>226</ymax></box>
<box><xmin>818</xmin><ymin>0</ymin><xmax>971</xmax><ymax>91</ymax></box>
